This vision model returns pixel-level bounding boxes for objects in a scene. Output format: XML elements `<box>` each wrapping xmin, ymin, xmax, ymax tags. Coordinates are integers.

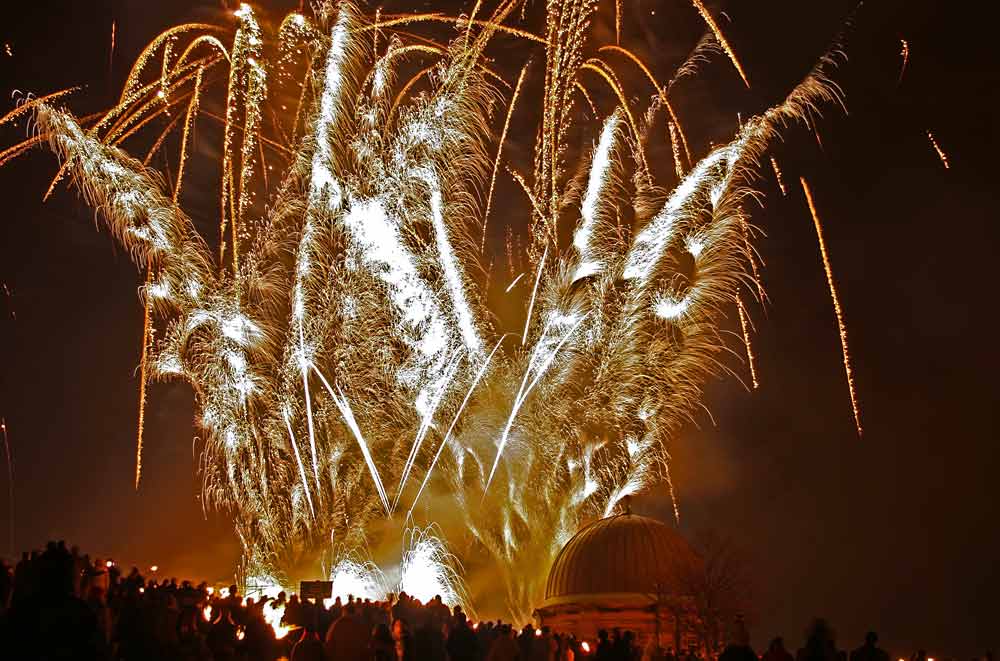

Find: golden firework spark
<box><xmin>898</xmin><ymin>38</ymin><xmax>909</xmax><ymax>84</ymax></box>
<box><xmin>737</xmin><ymin>295</ymin><xmax>759</xmax><ymax>389</ymax></box>
<box><xmin>691</xmin><ymin>0</ymin><xmax>750</xmax><ymax>87</ymax></box>
<box><xmin>801</xmin><ymin>177</ymin><xmax>862</xmax><ymax>436</ymax></box>
<box><xmin>135</xmin><ymin>265</ymin><xmax>153</xmax><ymax>490</ymax></box>
<box><xmin>770</xmin><ymin>155</ymin><xmax>786</xmax><ymax>195</ymax></box>
<box><xmin>927</xmin><ymin>130</ymin><xmax>949</xmax><ymax>169</ymax></box>
<box><xmin>483</xmin><ymin>61</ymin><xmax>529</xmax><ymax>252</ymax></box>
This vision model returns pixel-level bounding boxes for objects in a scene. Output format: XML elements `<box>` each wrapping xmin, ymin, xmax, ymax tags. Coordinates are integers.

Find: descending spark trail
<box><xmin>898</xmin><ymin>38</ymin><xmax>909</xmax><ymax>84</ymax></box>
<box><xmin>283</xmin><ymin>409</ymin><xmax>316</xmax><ymax>518</ymax></box>
<box><xmin>505</xmin><ymin>273</ymin><xmax>525</xmax><ymax>293</ymax></box>
<box><xmin>486</xmin><ymin>312</ymin><xmax>589</xmax><ymax>493</ymax></box>
<box><xmin>110</xmin><ymin>21</ymin><xmax>117</xmax><ymax>75</ymax></box>
<box><xmin>927</xmin><ymin>130</ymin><xmax>949</xmax><ymax>169</ymax></box>
<box><xmin>1</xmin><ymin>418</ymin><xmax>12</xmax><ymax>557</ymax></box>
<box><xmin>4</xmin><ymin>0</ymin><xmax>856</xmax><ymax>619</ymax></box>
<box><xmin>483</xmin><ymin>62</ymin><xmax>529</xmax><ymax>253</ymax></box>
<box><xmin>135</xmin><ymin>265</ymin><xmax>153</xmax><ymax>490</ymax></box>
<box><xmin>801</xmin><ymin>178</ymin><xmax>862</xmax><ymax>436</ymax></box>
<box><xmin>522</xmin><ymin>246</ymin><xmax>546</xmax><ymax>346</ymax></box>
<box><xmin>690</xmin><ymin>0</ymin><xmax>750</xmax><ymax>87</ymax></box>
<box><xmin>409</xmin><ymin>335</ymin><xmax>507</xmax><ymax>515</ymax></box>
<box><xmin>737</xmin><ymin>295</ymin><xmax>759</xmax><ymax>389</ymax></box>
<box><xmin>312</xmin><ymin>368</ymin><xmax>391</xmax><ymax>516</ymax></box>
<box><xmin>770</xmin><ymin>156</ymin><xmax>787</xmax><ymax>195</ymax></box>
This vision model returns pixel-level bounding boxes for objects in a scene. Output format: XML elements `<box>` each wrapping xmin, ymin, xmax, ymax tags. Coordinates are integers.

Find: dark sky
<box><xmin>1</xmin><ymin>0</ymin><xmax>997</xmax><ymax>658</ymax></box>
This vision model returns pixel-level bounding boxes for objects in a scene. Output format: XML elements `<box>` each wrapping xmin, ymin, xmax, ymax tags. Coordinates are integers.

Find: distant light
<box><xmin>150</xmin><ymin>565</ymin><xmax>158</xmax><ymax>572</ymax></box>
<box><xmin>156</xmin><ymin>90</ymin><xmax>165</xmax><ymax>100</ymax></box>
<box><xmin>535</xmin><ymin>629</ymin><xmax>542</xmax><ymax>637</ymax></box>
<box><xmin>207</xmin><ymin>587</ymin><xmax>214</xmax><ymax>595</ymax></box>
<box><xmin>139</xmin><ymin>587</ymin><xmax>145</xmax><ymax>593</ymax></box>
<box><xmin>581</xmin><ymin>641</ymin><xmax>591</xmax><ymax>653</ymax></box>
<box><xmin>105</xmin><ymin>560</ymin><xmax>113</xmax><ymax>568</ymax></box>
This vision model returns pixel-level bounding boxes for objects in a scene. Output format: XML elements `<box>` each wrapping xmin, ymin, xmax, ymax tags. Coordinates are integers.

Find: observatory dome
<box><xmin>536</xmin><ymin>513</ymin><xmax>701</xmax><ymax>652</ymax></box>
<box><xmin>544</xmin><ymin>512</ymin><xmax>697</xmax><ymax>605</ymax></box>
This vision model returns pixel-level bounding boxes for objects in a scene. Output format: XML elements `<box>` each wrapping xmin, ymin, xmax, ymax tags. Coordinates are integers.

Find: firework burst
<box><xmin>6</xmin><ymin>0</ymin><xmax>853</xmax><ymax>618</ymax></box>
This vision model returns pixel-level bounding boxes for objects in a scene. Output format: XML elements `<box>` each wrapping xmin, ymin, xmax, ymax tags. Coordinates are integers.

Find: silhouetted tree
<box><xmin>673</xmin><ymin>530</ymin><xmax>755</xmax><ymax>655</ymax></box>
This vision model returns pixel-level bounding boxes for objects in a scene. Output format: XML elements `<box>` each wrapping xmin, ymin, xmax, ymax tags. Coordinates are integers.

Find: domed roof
<box><xmin>544</xmin><ymin>513</ymin><xmax>696</xmax><ymax>604</ymax></box>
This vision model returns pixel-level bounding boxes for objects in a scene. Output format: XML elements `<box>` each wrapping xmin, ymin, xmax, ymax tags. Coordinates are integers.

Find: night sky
<box><xmin>0</xmin><ymin>0</ymin><xmax>997</xmax><ymax>658</ymax></box>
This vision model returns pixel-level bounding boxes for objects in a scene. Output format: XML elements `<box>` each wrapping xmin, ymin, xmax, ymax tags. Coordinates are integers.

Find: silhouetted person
<box><xmin>520</xmin><ymin>624</ymin><xmax>538</xmax><ymax>660</ymax></box>
<box><xmin>448</xmin><ymin>611</ymin><xmax>480</xmax><ymax>661</ymax></box>
<box><xmin>392</xmin><ymin>616</ymin><xmax>417</xmax><ymax>661</ymax></box>
<box><xmin>6</xmin><ymin>540</ymin><xmax>104</xmax><ymax>661</ymax></box>
<box><xmin>763</xmin><ymin>638</ymin><xmax>795</xmax><ymax>661</ymax></box>
<box><xmin>371</xmin><ymin>622</ymin><xmax>395</xmax><ymax>661</ymax></box>
<box><xmin>850</xmin><ymin>632</ymin><xmax>889</xmax><ymax>661</ymax></box>
<box><xmin>798</xmin><ymin>619</ymin><xmax>840</xmax><ymax>661</ymax></box>
<box><xmin>290</xmin><ymin>627</ymin><xmax>325</xmax><ymax>661</ymax></box>
<box><xmin>487</xmin><ymin>623</ymin><xmax>522</xmax><ymax>661</ymax></box>
<box><xmin>596</xmin><ymin>628</ymin><xmax>614</xmax><ymax>660</ymax></box>
<box><xmin>325</xmin><ymin>601</ymin><xmax>370</xmax><ymax>660</ymax></box>
<box><xmin>720</xmin><ymin>618</ymin><xmax>758</xmax><ymax>661</ymax></box>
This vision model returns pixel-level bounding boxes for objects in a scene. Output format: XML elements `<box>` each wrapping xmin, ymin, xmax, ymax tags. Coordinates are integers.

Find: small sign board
<box><xmin>299</xmin><ymin>580</ymin><xmax>333</xmax><ymax>600</ymax></box>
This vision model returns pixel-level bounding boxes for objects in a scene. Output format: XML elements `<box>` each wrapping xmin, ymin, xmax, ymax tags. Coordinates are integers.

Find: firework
<box><xmin>770</xmin><ymin>156</ymin><xmax>787</xmax><ymax>195</ymax></box>
<box><xmin>898</xmin><ymin>38</ymin><xmax>909</xmax><ymax>84</ymax></box>
<box><xmin>927</xmin><ymin>130</ymin><xmax>950</xmax><ymax>169</ymax></box>
<box><xmin>7</xmin><ymin>0</ymin><xmax>850</xmax><ymax>618</ymax></box>
<box><xmin>1</xmin><ymin>418</ymin><xmax>12</xmax><ymax>557</ymax></box>
<box><xmin>690</xmin><ymin>0</ymin><xmax>749</xmax><ymax>87</ymax></box>
<box><xmin>110</xmin><ymin>21</ymin><xmax>117</xmax><ymax>74</ymax></box>
<box><xmin>801</xmin><ymin>178</ymin><xmax>862</xmax><ymax>436</ymax></box>
<box><xmin>736</xmin><ymin>296</ymin><xmax>759</xmax><ymax>390</ymax></box>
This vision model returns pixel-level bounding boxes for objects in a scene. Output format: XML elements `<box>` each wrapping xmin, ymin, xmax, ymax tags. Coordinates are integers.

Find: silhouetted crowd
<box><xmin>0</xmin><ymin>541</ymin><xmax>993</xmax><ymax>661</ymax></box>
